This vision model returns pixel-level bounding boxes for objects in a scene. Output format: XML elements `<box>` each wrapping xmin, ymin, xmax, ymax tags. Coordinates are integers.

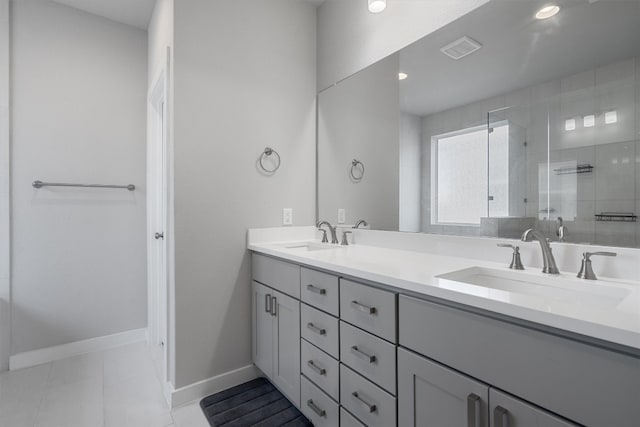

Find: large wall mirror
<box><xmin>318</xmin><ymin>0</ymin><xmax>640</xmax><ymax>248</ymax></box>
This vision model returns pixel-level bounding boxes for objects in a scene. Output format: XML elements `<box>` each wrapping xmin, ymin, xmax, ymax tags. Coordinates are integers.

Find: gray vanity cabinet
<box><xmin>398</xmin><ymin>347</ymin><xmax>489</xmax><ymax>427</ymax></box>
<box><xmin>489</xmin><ymin>389</ymin><xmax>577</xmax><ymax>427</ymax></box>
<box><xmin>250</xmin><ymin>280</ymin><xmax>301</xmax><ymax>407</ymax></box>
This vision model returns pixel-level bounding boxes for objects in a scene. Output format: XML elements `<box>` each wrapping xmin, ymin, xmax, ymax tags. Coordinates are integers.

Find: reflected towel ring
<box><xmin>259</xmin><ymin>147</ymin><xmax>281</xmax><ymax>173</ymax></box>
<box><xmin>350</xmin><ymin>159</ymin><xmax>365</xmax><ymax>181</ymax></box>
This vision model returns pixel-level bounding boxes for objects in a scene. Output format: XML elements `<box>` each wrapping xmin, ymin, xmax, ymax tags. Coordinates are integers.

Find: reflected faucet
<box><xmin>317</xmin><ymin>220</ymin><xmax>339</xmax><ymax>244</ymax></box>
<box><xmin>521</xmin><ymin>228</ymin><xmax>559</xmax><ymax>274</ymax></box>
<box><xmin>353</xmin><ymin>219</ymin><xmax>369</xmax><ymax>229</ymax></box>
<box><xmin>556</xmin><ymin>217</ymin><xmax>567</xmax><ymax>243</ymax></box>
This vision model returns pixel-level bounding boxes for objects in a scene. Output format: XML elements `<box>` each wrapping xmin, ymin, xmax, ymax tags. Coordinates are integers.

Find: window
<box><xmin>431</xmin><ymin>123</ymin><xmax>509</xmax><ymax>225</ymax></box>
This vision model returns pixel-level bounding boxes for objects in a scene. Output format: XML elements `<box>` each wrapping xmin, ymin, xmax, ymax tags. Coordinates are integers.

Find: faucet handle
<box><xmin>577</xmin><ymin>252</ymin><xmax>616</xmax><ymax>280</ymax></box>
<box><xmin>317</xmin><ymin>228</ymin><xmax>328</xmax><ymax>243</ymax></box>
<box><xmin>341</xmin><ymin>231</ymin><xmax>352</xmax><ymax>246</ymax></box>
<box><xmin>584</xmin><ymin>251</ymin><xmax>617</xmax><ymax>260</ymax></box>
<box><xmin>497</xmin><ymin>244</ymin><xmax>525</xmax><ymax>270</ymax></box>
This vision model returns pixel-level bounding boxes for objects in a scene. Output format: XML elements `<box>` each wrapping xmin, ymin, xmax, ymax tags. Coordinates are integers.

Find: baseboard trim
<box><xmin>9</xmin><ymin>327</ymin><xmax>148</xmax><ymax>370</ymax></box>
<box><xmin>169</xmin><ymin>364</ymin><xmax>259</xmax><ymax>408</ymax></box>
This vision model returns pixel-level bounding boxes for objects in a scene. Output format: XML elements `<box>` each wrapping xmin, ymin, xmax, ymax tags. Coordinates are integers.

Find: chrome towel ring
<box><xmin>350</xmin><ymin>159</ymin><xmax>365</xmax><ymax>181</ymax></box>
<box><xmin>259</xmin><ymin>147</ymin><xmax>281</xmax><ymax>173</ymax></box>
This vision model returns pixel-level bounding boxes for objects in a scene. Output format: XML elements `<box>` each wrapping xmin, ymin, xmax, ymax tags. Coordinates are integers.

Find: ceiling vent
<box><xmin>440</xmin><ymin>36</ymin><xmax>482</xmax><ymax>60</ymax></box>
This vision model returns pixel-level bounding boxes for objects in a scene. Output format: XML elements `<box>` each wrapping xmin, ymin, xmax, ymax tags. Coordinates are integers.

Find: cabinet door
<box><xmin>272</xmin><ymin>289</ymin><xmax>301</xmax><ymax>406</ymax></box>
<box><xmin>398</xmin><ymin>348</ymin><xmax>489</xmax><ymax>427</ymax></box>
<box><xmin>252</xmin><ymin>281</ymin><xmax>273</xmax><ymax>378</ymax></box>
<box><xmin>490</xmin><ymin>389</ymin><xmax>578</xmax><ymax>427</ymax></box>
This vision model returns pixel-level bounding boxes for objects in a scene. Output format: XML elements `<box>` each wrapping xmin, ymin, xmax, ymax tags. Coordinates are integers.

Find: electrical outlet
<box><xmin>338</xmin><ymin>208</ymin><xmax>346</xmax><ymax>224</ymax></box>
<box><xmin>282</xmin><ymin>208</ymin><xmax>293</xmax><ymax>225</ymax></box>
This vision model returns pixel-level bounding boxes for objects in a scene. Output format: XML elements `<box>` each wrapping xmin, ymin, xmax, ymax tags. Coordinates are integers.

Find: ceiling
<box><xmin>51</xmin><ymin>0</ymin><xmax>325</xmax><ymax>30</ymax></box>
<box><xmin>51</xmin><ymin>0</ymin><xmax>157</xmax><ymax>30</ymax></box>
<box><xmin>399</xmin><ymin>0</ymin><xmax>640</xmax><ymax>116</ymax></box>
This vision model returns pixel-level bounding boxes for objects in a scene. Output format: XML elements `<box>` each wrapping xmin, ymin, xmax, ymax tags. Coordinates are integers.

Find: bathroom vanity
<box><xmin>249</xmin><ymin>230</ymin><xmax>640</xmax><ymax>427</ymax></box>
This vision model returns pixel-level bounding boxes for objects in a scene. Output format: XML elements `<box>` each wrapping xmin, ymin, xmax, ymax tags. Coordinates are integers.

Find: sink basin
<box><xmin>436</xmin><ymin>266</ymin><xmax>631</xmax><ymax>308</ymax></box>
<box><xmin>280</xmin><ymin>242</ymin><xmax>336</xmax><ymax>252</ymax></box>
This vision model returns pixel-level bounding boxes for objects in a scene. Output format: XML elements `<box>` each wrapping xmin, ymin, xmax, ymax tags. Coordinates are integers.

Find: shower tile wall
<box><xmin>418</xmin><ymin>57</ymin><xmax>639</xmax><ymax>247</ymax></box>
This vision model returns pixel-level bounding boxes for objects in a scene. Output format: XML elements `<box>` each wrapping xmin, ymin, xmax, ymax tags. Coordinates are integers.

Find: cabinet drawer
<box><xmin>301</xmin><ymin>304</ymin><xmax>339</xmax><ymax>358</ymax></box>
<box><xmin>340</xmin><ymin>364</ymin><xmax>397</xmax><ymax>427</ymax></box>
<box><xmin>340</xmin><ymin>321</ymin><xmax>396</xmax><ymax>394</ymax></box>
<box><xmin>300</xmin><ymin>339</ymin><xmax>339</xmax><ymax>401</ymax></box>
<box><xmin>252</xmin><ymin>254</ymin><xmax>300</xmax><ymax>298</ymax></box>
<box><xmin>301</xmin><ymin>267</ymin><xmax>339</xmax><ymax>316</ymax></box>
<box><xmin>340</xmin><ymin>279</ymin><xmax>396</xmax><ymax>342</ymax></box>
<box><xmin>399</xmin><ymin>295</ymin><xmax>640</xmax><ymax>427</ymax></box>
<box><xmin>340</xmin><ymin>407</ymin><xmax>365</xmax><ymax>427</ymax></box>
<box><xmin>301</xmin><ymin>376</ymin><xmax>339</xmax><ymax>427</ymax></box>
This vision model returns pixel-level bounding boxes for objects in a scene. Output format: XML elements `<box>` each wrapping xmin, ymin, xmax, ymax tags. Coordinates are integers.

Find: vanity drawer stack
<box><xmin>299</xmin><ymin>269</ymin><xmax>399</xmax><ymax>427</ymax></box>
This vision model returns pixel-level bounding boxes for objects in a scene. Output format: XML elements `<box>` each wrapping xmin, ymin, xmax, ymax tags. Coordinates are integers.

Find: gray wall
<box><xmin>316</xmin><ymin>0</ymin><xmax>488</xmax><ymax>90</ymax></box>
<box><xmin>318</xmin><ymin>54</ymin><xmax>399</xmax><ymax>230</ymax></box>
<box><xmin>0</xmin><ymin>0</ymin><xmax>9</xmax><ymax>371</ymax></box>
<box><xmin>172</xmin><ymin>0</ymin><xmax>316</xmax><ymax>388</ymax></box>
<box><xmin>11</xmin><ymin>0</ymin><xmax>148</xmax><ymax>354</ymax></box>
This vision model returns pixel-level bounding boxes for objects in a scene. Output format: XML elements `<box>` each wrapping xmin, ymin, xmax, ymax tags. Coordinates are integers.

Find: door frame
<box><xmin>147</xmin><ymin>47</ymin><xmax>173</xmax><ymax>382</ymax></box>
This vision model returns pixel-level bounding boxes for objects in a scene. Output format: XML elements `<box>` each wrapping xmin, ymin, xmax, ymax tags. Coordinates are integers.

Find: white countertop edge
<box><xmin>248</xmin><ymin>243</ymin><xmax>640</xmax><ymax>352</ymax></box>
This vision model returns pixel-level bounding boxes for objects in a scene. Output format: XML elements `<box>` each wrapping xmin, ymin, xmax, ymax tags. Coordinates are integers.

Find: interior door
<box><xmin>252</xmin><ymin>281</ymin><xmax>274</xmax><ymax>378</ymax></box>
<box><xmin>398</xmin><ymin>347</ymin><xmax>489</xmax><ymax>427</ymax></box>
<box><xmin>272</xmin><ymin>289</ymin><xmax>301</xmax><ymax>407</ymax></box>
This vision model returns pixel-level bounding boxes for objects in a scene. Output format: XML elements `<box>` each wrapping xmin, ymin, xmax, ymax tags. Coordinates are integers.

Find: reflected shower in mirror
<box><xmin>317</xmin><ymin>0</ymin><xmax>640</xmax><ymax>248</ymax></box>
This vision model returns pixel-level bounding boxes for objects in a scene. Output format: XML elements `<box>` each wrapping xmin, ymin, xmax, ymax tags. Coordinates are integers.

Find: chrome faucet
<box><xmin>317</xmin><ymin>221</ymin><xmax>339</xmax><ymax>244</ymax></box>
<box><xmin>556</xmin><ymin>217</ymin><xmax>567</xmax><ymax>243</ymax></box>
<box><xmin>521</xmin><ymin>228</ymin><xmax>560</xmax><ymax>274</ymax></box>
<box><xmin>353</xmin><ymin>219</ymin><xmax>369</xmax><ymax>229</ymax></box>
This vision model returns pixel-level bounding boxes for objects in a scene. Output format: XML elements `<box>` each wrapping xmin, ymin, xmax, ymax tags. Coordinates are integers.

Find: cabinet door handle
<box><xmin>306</xmin><ymin>322</ymin><xmax>326</xmax><ymax>336</ymax></box>
<box><xmin>306</xmin><ymin>284</ymin><xmax>326</xmax><ymax>295</ymax></box>
<box><xmin>351</xmin><ymin>300</ymin><xmax>377</xmax><ymax>315</ymax></box>
<box><xmin>306</xmin><ymin>399</ymin><xmax>326</xmax><ymax>418</ymax></box>
<box><xmin>467</xmin><ymin>394</ymin><xmax>481</xmax><ymax>427</ymax></box>
<box><xmin>352</xmin><ymin>391</ymin><xmax>377</xmax><ymax>413</ymax></box>
<box><xmin>265</xmin><ymin>294</ymin><xmax>271</xmax><ymax>313</ymax></box>
<box><xmin>350</xmin><ymin>345</ymin><xmax>376</xmax><ymax>363</ymax></box>
<box><xmin>307</xmin><ymin>360</ymin><xmax>326</xmax><ymax>376</ymax></box>
<box><xmin>271</xmin><ymin>296</ymin><xmax>277</xmax><ymax>316</ymax></box>
<box><xmin>494</xmin><ymin>406</ymin><xmax>510</xmax><ymax>427</ymax></box>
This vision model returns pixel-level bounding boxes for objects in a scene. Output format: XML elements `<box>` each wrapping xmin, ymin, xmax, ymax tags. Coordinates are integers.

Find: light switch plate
<box><xmin>283</xmin><ymin>208</ymin><xmax>293</xmax><ymax>225</ymax></box>
<box><xmin>338</xmin><ymin>208</ymin><xmax>346</xmax><ymax>224</ymax></box>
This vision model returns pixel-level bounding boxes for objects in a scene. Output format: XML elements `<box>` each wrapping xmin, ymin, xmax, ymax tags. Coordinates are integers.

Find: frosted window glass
<box><xmin>435</xmin><ymin>128</ymin><xmax>488</xmax><ymax>224</ymax></box>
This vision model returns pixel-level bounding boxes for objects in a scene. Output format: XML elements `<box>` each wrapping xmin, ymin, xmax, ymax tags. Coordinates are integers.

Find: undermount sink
<box><xmin>436</xmin><ymin>266</ymin><xmax>631</xmax><ymax>308</ymax></box>
<box><xmin>281</xmin><ymin>242</ymin><xmax>336</xmax><ymax>252</ymax></box>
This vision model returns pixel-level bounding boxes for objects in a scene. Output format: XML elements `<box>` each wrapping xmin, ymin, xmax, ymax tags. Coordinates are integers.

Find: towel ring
<box><xmin>350</xmin><ymin>159</ymin><xmax>365</xmax><ymax>181</ymax></box>
<box><xmin>259</xmin><ymin>147</ymin><xmax>281</xmax><ymax>173</ymax></box>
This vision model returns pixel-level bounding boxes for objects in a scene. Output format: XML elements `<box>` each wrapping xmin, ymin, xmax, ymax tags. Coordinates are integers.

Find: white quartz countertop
<box><xmin>249</xmin><ymin>240</ymin><xmax>640</xmax><ymax>351</ymax></box>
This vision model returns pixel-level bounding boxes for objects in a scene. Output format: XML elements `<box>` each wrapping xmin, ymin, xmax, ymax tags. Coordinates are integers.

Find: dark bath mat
<box><xmin>200</xmin><ymin>377</ymin><xmax>312</xmax><ymax>426</ymax></box>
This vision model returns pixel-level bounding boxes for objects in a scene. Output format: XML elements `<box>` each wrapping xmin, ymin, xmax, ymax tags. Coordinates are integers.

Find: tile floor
<box><xmin>0</xmin><ymin>342</ymin><xmax>210</xmax><ymax>427</ymax></box>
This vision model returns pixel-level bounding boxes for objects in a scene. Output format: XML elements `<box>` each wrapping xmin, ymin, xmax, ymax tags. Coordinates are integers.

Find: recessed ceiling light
<box><xmin>398</xmin><ymin>72</ymin><xmax>408</xmax><ymax>81</ymax></box>
<box><xmin>535</xmin><ymin>5</ymin><xmax>560</xmax><ymax>20</ymax></box>
<box><xmin>368</xmin><ymin>0</ymin><xmax>386</xmax><ymax>13</ymax></box>
<box><xmin>565</xmin><ymin>118</ymin><xmax>576</xmax><ymax>131</ymax></box>
<box><xmin>583</xmin><ymin>115</ymin><xmax>595</xmax><ymax>128</ymax></box>
<box><xmin>605</xmin><ymin>110</ymin><xmax>618</xmax><ymax>124</ymax></box>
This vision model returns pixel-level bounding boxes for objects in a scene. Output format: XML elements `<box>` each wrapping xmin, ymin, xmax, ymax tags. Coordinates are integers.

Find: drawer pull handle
<box><xmin>307</xmin><ymin>360</ymin><xmax>326</xmax><ymax>376</ymax></box>
<box><xmin>467</xmin><ymin>393</ymin><xmax>481</xmax><ymax>427</ymax></box>
<box><xmin>494</xmin><ymin>406</ymin><xmax>510</xmax><ymax>427</ymax></box>
<box><xmin>306</xmin><ymin>284</ymin><xmax>327</xmax><ymax>295</ymax></box>
<box><xmin>351</xmin><ymin>300</ymin><xmax>377</xmax><ymax>315</ymax></box>
<box><xmin>265</xmin><ymin>294</ymin><xmax>271</xmax><ymax>313</ymax></box>
<box><xmin>306</xmin><ymin>399</ymin><xmax>326</xmax><ymax>418</ymax></box>
<box><xmin>307</xmin><ymin>322</ymin><xmax>326</xmax><ymax>336</ymax></box>
<box><xmin>350</xmin><ymin>346</ymin><xmax>376</xmax><ymax>363</ymax></box>
<box><xmin>352</xmin><ymin>391</ymin><xmax>377</xmax><ymax>413</ymax></box>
